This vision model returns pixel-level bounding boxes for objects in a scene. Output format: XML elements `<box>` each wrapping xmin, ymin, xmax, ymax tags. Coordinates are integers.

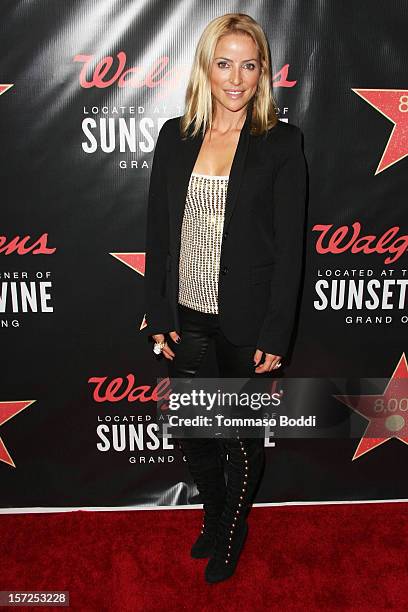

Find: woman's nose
<box><xmin>230</xmin><ymin>68</ymin><xmax>242</xmax><ymax>85</ymax></box>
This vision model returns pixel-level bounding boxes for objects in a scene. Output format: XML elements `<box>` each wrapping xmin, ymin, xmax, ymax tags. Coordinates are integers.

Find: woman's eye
<box><xmin>217</xmin><ymin>61</ymin><xmax>257</xmax><ymax>70</ymax></box>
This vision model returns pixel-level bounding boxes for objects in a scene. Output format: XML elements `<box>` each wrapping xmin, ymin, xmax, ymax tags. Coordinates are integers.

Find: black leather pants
<box><xmin>166</xmin><ymin>303</ymin><xmax>267</xmax><ymax>509</ymax></box>
<box><xmin>167</xmin><ymin>303</ymin><xmax>273</xmax><ymax>379</ymax></box>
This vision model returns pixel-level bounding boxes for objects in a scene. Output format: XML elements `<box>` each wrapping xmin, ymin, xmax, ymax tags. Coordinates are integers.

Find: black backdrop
<box><xmin>1</xmin><ymin>0</ymin><xmax>407</xmax><ymax>510</ymax></box>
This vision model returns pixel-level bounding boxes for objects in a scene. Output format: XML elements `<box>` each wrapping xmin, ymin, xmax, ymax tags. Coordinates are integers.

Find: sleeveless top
<box><xmin>178</xmin><ymin>171</ymin><xmax>229</xmax><ymax>314</ymax></box>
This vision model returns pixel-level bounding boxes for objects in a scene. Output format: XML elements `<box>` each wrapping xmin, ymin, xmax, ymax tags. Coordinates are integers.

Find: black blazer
<box><xmin>144</xmin><ymin>103</ymin><xmax>307</xmax><ymax>358</ymax></box>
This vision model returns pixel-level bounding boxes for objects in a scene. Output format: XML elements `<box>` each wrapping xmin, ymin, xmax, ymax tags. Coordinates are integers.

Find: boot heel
<box><xmin>204</xmin><ymin>437</ymin><xmax>264</xmax><ymax>582</ymax></box>
<box><xmin>191</xmin><ymin>528</ymin><xmax>216</xmax><ymax>558</ymax></box>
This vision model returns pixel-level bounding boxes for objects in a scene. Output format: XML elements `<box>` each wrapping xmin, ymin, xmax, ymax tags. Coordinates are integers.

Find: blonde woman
<box><xmin>145</xmin><ymin>13</ymin><xmax>307</xmax><ymax>583</ymax></box>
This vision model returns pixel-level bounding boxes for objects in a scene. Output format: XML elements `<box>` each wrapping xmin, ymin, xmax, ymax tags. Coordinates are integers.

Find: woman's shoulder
<box><xmin>159</xmin><ymin>115</ymin><xmax>183</xmax><ymax>138</ymax></box>
<box><xmin>261</xmin><ymin>121</ymin><xmax>304</xmax><ymax>162</ymax></box>
<box><xmin>265</xmin><ymin>120</ymin><xmax>303</xmax><ymax>145</ymax></box>
<box><xmin>153</xmin><ymin>116</ymin><xmax>182</xmax><ymax>156</ymax></box>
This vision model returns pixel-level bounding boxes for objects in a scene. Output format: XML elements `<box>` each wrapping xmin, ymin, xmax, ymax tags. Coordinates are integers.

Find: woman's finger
<box><xmin>168</xmin><ymin>330</ymin><xmax>181</xmax><ymax>343</ymax></box>
<box><xmin>152</xmin><ymin>334</ymin><xmax>165</xmax><ymax>343</ymax></box>
<box><xmin>162</xmin><ymin>341</ymin><xmax>175</xmax><ymax>359</ymax></box>
<box><xmin>254</xmin><ymin>353</ymin><xmax>282</xmax><ymax>372</ymax></box>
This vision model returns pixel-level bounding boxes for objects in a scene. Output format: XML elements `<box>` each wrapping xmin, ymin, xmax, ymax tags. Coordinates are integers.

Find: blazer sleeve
<box><xmin>144</xmin><ymin>119</ymin><xmax>174</xmax><ymax>336</ymax></box>
<box><xmin>255</xmin><ymin>127</ymin><xmax>307</xmax><ymax>358</ymax></box>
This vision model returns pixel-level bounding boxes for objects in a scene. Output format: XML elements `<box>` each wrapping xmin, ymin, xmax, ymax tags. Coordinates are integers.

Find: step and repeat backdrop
<box><xmin>1</xmin><ymin>1</ymin><xmax>407</xmax><ymax>510</ymax></box>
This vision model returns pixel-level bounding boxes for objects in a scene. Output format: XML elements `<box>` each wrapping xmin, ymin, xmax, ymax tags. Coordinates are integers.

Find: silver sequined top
<box><xmin>178</xmin><ymin>172</ymin><xmax>229</xmax><ymax>314</ymax></box>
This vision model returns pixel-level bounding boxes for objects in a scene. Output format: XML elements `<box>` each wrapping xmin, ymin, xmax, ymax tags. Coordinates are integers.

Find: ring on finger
<box><xmin>153</xmin><ymin>340</ymin><xmax>166</xmax><ymax>355</ymax></box>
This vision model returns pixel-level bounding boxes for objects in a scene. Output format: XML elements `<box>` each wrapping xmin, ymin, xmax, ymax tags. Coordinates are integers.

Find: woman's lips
<box><xmin>224</xmin><ymin>90</ymin><xmax>244</xmax><ymax>99</ymax></box>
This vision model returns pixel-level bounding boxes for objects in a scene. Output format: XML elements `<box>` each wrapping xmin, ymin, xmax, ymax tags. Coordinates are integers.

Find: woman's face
<box><xmin>210</xmin><ymin>33</ymin><xmax>262</xmax><ymax>116</ymax></box>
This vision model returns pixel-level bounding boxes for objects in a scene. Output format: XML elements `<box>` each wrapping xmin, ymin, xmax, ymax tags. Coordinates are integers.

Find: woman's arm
<box><xmin>144</xmin><ymin>120</ymin><xmax>174</xmax><ymax>336</ymax></box>
<box><xmin>255</xmin><ymin>126</ymin><xmax>307</xmax><ymax>358</ymax></box>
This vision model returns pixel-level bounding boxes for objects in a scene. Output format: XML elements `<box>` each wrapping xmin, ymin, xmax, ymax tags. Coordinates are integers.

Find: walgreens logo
<box><xmin>313</xmin><ymin>222</ymin><xmax>408</xmax><ymax>265</ymax></box>
<box><xmin>74</xmin><ymin>51</ymin><xmax>297</xmax><ymax>91</ymax></box>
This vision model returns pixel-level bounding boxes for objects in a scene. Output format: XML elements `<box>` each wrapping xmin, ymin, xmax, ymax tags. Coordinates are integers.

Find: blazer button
<box><xmin>221</xmin><ymin>266</ymin><xmax>229</xmax><ymax>275</ymax></box>
<box><xmin>223</xmin><ymin>231</ymin><xmax>228</xmax><ymax>239</ymax></box>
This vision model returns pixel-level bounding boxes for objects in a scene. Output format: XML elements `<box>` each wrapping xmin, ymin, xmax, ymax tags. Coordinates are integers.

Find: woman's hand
<box><xmin>253</xmin><ymin>349</ymin><xmax>282</xmax><ymax>373</ymax></box>
<box><xmin>152</xmin><ymin>331</ymin><xmax>181</xmax><ymax>360</ymax></box>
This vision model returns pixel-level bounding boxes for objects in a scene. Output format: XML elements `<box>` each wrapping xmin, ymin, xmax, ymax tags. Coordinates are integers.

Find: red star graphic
<box><xmin>352</xmin><ymin>88</ymin><xmax>408</xmax><ymax>174</ymax></box>
<box><xmin>0</xmin><ymin>84</ymin><xmax>13</xmax><ymax>96</ymax></box>
<box><xmin>0</xmin><ymin>400</ymin><xmax>35</xmax><ymax>467</ymax></box>
<box><xmin>110</xmin><ymin>252</ymin><xmax>147</xmax><ymax>330</ymax></box>
<box><xmin>333</xmin><ymin>353</ymin><xmax>408</xmax><ymax>460</ymax></box>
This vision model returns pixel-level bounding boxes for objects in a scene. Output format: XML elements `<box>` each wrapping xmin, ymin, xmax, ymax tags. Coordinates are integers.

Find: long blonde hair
<box><xmin>180</xmin><ymin>13</ymin><xmax>279</xmax><ymax>139</ymax></box>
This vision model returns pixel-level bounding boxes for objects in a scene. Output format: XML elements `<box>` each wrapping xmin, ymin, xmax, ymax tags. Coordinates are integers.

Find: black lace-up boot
<box><xmin>176</xmin><ymin>438</ymin><xmax>227</xmax><ymax>558</ymax></box>
<box><xmin>205</xmin><ymin>437</ymin><xmax>265</xmax><ymax>583</ymax></box>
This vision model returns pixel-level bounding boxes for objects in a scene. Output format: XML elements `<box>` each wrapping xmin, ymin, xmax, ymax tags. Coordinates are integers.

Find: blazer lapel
<box><xmin>173</xmin><ymin>100</ymin><xmax>253</xmax><ymax>254</ymax></box>
<box><xmin>223</xmin><ymin>101</ymin><xmax>252</xmax><ymax>230</ymax></box>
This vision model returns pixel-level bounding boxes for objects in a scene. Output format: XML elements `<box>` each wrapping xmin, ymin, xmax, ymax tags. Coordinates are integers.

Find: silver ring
<box><xmin>153</xmin><ymin>341</ymin><xmax>166</xmax><ymax>355</ymax></box>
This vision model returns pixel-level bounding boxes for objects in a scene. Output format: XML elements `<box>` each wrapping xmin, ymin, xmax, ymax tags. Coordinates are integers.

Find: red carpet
<box><xmin>1</xmin><ymin>503</ymin><xmax>407</xmax><ymax>611</ymax></box>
